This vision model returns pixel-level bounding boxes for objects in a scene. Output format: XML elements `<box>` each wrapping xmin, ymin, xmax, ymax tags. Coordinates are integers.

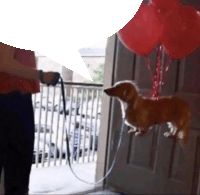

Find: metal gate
<box><xmin>32</xmin><ymin>82</ymin><xmax>103</xmax><ymax>168</ymax></box>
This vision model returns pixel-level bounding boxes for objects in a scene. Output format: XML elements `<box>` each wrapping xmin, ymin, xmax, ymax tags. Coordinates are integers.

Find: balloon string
<box><xmin>161</xmin><ymin>58</ymin><xmax>173</xmax><ymax>85</ymax></box>
<box><xmin>151</xmin><ymin>45</ymin><xmax>163</xmax><ymax>100</ymax></box>
<box><xmin>144</xmin><ymin>56</ymin><xmax>154</xmax><ymax>84</ymax></box>
<box><xmin>144</xmin><ymin>47</ymin><xmax>173</xmax><ymax>100</ymax></box>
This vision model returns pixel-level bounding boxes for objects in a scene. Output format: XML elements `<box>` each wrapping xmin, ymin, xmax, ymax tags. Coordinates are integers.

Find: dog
<box><xmin>104</xmin><ymin>80</ymin><xmax>191</xmax><ymax>144</ymax></box>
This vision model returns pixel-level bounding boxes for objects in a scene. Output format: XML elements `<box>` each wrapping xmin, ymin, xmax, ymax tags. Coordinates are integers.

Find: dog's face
<box><xmin>104</xmin><ymin>81</ymin><xmax>138</xmax><ymax>102</ymax></box>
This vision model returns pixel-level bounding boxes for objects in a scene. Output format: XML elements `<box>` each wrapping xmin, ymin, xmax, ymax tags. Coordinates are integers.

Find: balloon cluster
<box><xmin>118</xmin><ymin>0</ymin><xmax>200</xmax><ymax>59</ymax></box>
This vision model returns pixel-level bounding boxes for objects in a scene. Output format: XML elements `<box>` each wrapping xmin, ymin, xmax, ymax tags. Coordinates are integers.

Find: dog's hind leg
<box><xmin>177</xmin><ymin>121</ymin><xmax>190</xmax><ymax>145</ymax></box>
<box><xmin>164</xmin><ymin>122</ymin><xmax>177</xmax><ymax>138</ymax></box>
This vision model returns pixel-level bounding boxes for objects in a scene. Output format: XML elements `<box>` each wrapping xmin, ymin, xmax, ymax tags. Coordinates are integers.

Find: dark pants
<box><xmin>0</xmin><ymin>91</ymin><xmax>35</xmax><ymax>195</ymax></box>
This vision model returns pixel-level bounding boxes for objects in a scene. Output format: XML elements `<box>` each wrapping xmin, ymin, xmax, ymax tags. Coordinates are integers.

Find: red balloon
<box><xmin>151</xmin><ymin>0</ymin><xmax>179</xmax><ymax>10</ymax></box>
<box><xmin>118</xmin><ymin>1</ymin><xmax>200</xmax><ymax>59</ymax></box>
<box><xmin>161</xmin><ymin>5</ymin><xmax>200</xmax><ymax>58</ymax></box>
<box><xmin>151</xmin><ymin>0</ymin><xmax>179</xmax><ymax>22</ymax></box>
<box><xmin>118</xmin><ymin>3</ymin><xmax>163</xmax><ymax>56</ymax></box>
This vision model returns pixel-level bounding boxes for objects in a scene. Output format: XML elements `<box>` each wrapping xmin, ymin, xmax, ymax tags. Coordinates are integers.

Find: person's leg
<box><xmin>0</xmin><ymin>96</ymin><xmax>9</xmax><ymax>191</ymax></box>
<box><xmin>3</xmin><ymin>92</ymin><xmax>35</xmax><ymax>195</ymax></box>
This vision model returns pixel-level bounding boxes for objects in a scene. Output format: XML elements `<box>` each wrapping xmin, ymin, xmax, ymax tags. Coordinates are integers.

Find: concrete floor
<box><xmin>29</xmin><ymin>161</ymin><xmax>96</xmax><ymax>194</ymax></box>
<box><xmin>0</xmin><ymin>156</ymin><xmax>99</xmax><ymax>194</ymax></box>
<box><xmin>87</xmin><ymin>190</ymin><xmax>121</xmax><ymax>195</ymax></box>
<box><xmin>0</xmin><ymin>161</ymin><xmax>121</xmax><ymax>195</ymax></box>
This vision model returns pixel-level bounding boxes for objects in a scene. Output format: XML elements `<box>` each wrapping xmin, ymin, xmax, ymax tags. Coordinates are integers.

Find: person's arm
<box><xmin>0</xmin><ymin>43</ymin><xmax>56</xmax><ymax>84</ymax></box>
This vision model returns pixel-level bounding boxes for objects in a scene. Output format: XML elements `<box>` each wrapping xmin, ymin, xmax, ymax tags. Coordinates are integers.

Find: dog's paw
<box><xmin>167</xmin><ymin>122</ymin><xmax>174</xmax><ymax>130</ymax></box>
<box><xmin>164</xmin><ymin>132</ymin><xmax>174</xmax><ymax>138</ymax></box>
<box><xmin>135</xmin><ymin>131</ymin><xmax>145</xmax><ymax>136</ymax></box>
<box><xmin>178</xmin><ymin>131</ymin><xmax>184</xmax><ymax>140</ymax></box>
<box><xmin>128</xmin><ymin>130</ymin><xmax>134</xmax><ymax>134</ymax></box>
<box><xmin>135</xmin><ymin>132</ymin><xmax>142</xmax><ymax>136</ymax></box>
<box><xmin>128</xmin><ymin>129</ymin><xmax>137</xmax><ymax>134</ymax></box>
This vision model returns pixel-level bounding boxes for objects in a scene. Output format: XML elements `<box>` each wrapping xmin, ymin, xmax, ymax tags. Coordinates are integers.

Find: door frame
<box><xmin>95</xmin><ymin>34</ymin><xmax>117</xmax><ymax>189</ymax></box>
<box><xmin>95</xmin><ymin>33</ymin><xmax>135</xmax><ymax>191</ymax></box>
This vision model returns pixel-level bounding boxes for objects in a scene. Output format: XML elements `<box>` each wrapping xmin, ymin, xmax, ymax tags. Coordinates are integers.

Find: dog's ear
<box><xmin>123</xmin><ymin>89</ymin><xmax>129</xmax><ymax>97</ymax></box>
<box><xmin>122</xmin><ymin>85</ymin><xmax>137</xmax><ymax>101</ymax></box>
<box><xmin>122</xmin><ymin>89</ymin><xmax>132</xmax><ymax>100</ymax></box>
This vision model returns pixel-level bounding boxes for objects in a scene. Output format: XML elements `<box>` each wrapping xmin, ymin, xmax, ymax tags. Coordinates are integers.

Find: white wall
<box><xmin>73</xmin><ymin>56</ymin><xmax>105</xmax><ymax>83</ymax></box>
<box><xmin>35</xmin><ymin>53</ymin><xmax>105</xmax><ymax>83</ymax></box>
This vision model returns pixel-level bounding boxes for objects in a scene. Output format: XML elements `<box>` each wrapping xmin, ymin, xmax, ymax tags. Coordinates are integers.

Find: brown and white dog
<box><xmin>104</xmin><ymin>80</ymin><xmax>191</xmax><ymax>144</ymax></box>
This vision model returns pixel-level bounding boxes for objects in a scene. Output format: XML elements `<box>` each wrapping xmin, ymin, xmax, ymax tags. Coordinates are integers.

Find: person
<box><xmin>0</xmin><ymin>42</ymin><xmax>58</xmax><ymax>194</ymax></box>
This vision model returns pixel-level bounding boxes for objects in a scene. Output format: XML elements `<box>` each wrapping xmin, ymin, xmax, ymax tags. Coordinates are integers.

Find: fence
<box><xmin>32</xmin><ymin>82</ymin><xmax>103</xmax><ymax>168</ymax></box>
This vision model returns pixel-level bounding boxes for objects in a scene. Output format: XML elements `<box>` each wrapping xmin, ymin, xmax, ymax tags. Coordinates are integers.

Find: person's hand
<box><xmin>43</xmin><ymin>72</ymin><xmax>55</xmax><ymax>85</ymax></box>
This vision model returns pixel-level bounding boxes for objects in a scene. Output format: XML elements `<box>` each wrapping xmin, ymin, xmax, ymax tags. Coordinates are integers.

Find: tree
<box><xmin>92</xmin><ymin>63</ymin><xmax>104</xmax><ymax>84</ymax></box>
<box><xmin>82</xmin><ymin>63</ymin><xmax>104</xmax><ymax>100</ymax></box>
